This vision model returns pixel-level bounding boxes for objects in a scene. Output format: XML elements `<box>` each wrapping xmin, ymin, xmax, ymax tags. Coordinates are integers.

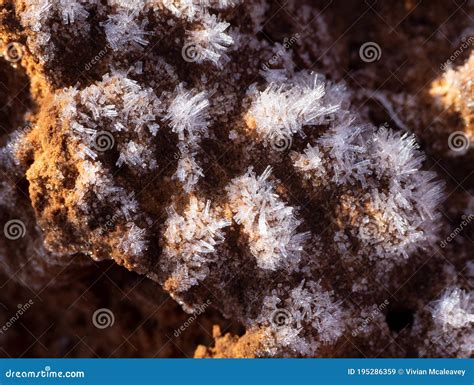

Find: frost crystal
<box><xmin>120</xmin><ymin>224</ymin><xmax>148</xmax><ymax>257</ymax></box>
<box><xmin>186</xmin><ymin>13</ymin><xmax>234</xmax><ymax>66</ymax></box>
<box><xmin>116</xmin><ymin>141</ymin><xmax>157</xmax><ymax>171</ymax></box>
<box><xmin>166</xmin><ymin>85</ymin><xmax>210</xmax><ymax>141</ymax></box>
<box><xmin>162</xmin><ymin>196</ymin><xmax>230</xmax><ymax>291</ymax></box>
<box><xmin>246</xmin><ymin>72</ymin><xmax>340</xmax><ymax>144</ymax></box>
<box><xmin>163</xmin><ymin>0</ymin><xmax>240</xmax><ymax>21</ymax></box>
<box><xmin>75</xmin><ymin>161</ymin><xmax>139</xmax><ymax>221</ymax></box>
<box><xmin>258</xmin><ymin>280</ymin><xmax>345</xmax><ymax>356</ymax></box>
<box><xmin>103</xmin><ymin>10</ymin><xmax>149</xmax><ymax>51</ymax></box>
<box><xmin>226</xmin><ymin>166</ymin><xmax>309</xmax><ymax>270</ymax></box>
<box><xmin>21</xmin><ymin>0</ymin><xmax>89</xmax><ymax>30</ymax></box>
<box><xmin>166</xmin><ymin>85</ymin><xmax>210</xmax><ymax>191</ymax></box>
<box><xmin>283</xmin><ymin>79</ymin><xmax>445</xmax><ymax>268</ymax></box>
<box><xmin>422</xmin><ymin>286</ymin><xmax>474</xmax><ymax>357</ymax></box>
<box><xmin>431</xmin><ymin>287</ymin><xmax>474</xmax><ymax>331</ymax></box>
<box><xmin>60</xmin><ymin>71</ymin><xmax>162</xmax><ymax>173</ymax></box>
<box><xmin>291</xmin><ymin>144</ymin><xmax>326</xmax><ymax>182</ymax></box>
<box><xmin>58</xmin><ymin>0</ymin><xmax>89</xmax><ymax>25</ymax></box>
<box><xmin>175</xmin><ymin>152</ymin><xmax>205</xmax><ymax>192</ymax></box>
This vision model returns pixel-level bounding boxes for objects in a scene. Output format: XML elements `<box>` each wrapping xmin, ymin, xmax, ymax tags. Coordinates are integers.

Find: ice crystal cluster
<box><xmin>226</xmin><ymin>166</ymin><xmax>309</xmax><ymax>271</ymax></box>
<box><xmin>431</xmin><ymin>52</ymin><xmax>474</xmax><ymax>140</ymax></box>
<box><xmin>422</xmin><ymin>287</ymin><xmax>474</xmax><ymax>357</ymax></box>
<box><xmin>0</xmin><ymin>0</ymin><xmax>472</xmax><ymax>358</ymax></box>
<box><xmin>162</xmin><ymin>196</ymin><xmax>230</xmax><ymax>292</ymax></box>
<box><xmin>256</xmin><ymin>280</ymin><xmax>345</xmax><ymax>356</ymax></box>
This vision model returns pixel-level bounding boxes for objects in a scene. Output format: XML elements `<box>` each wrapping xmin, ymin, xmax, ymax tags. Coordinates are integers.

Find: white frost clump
<box><xmin>356</xmin><ymin>129</ymin><xmax>444</xmax><ymax>260</ymax></box>
<box><xmin>422</xmin><ymin>286</ymin><xmax>474</xmax><ymax>357</ymax></box>
<box><xmin>165</xmin><ymin>85</ymin><xmax>210</xmax><ymax>141</ymax></box>
<box><xmin>226</xmin><ymin>166</ymin><xmax>309</xmax><ymax>270</ymax></box>
<box><xmin>291</xmin><ymin>115</ymin><xmax>443</xmax><ymax>266</ymax></box>
<box><xmin>120</xmin><ymin>224</ymin><xmax>148</xmax><ymax>257</ymax></box>
<box><xmin>163</xmin><ymin>0</ymin><xmax>240</xmax><ymax>21</ymax></box>
<box><xmin>246</xmin><ymin>72</ymin><xmax>340</xmax><ymax>144</ymax></box>
<box><xmin>371</xmin><ymin>128</ymin><xmax>444</xmax><ymax>222</ymax></box>
<box><xmin>60</xmin><ymin>71</ymin><xmax>162</xmax><ymax>173</ymax></box>
<box><xmin>103</xmin><ymin>10</ymin><xmax>149</xmax><ymax>51</ymax></box>
<box><xmin>75</xmin><ymin>161</ymin><xmax>146</xmax><ymax>259</ymax></box>
<box><xmin>317</xmin><ymin>120</ymin><xmax>368</xmax><ymax>185</ymax></box>
<box><xmin>75</xmin><ymin>161</ymin><xmax>139</xmax><ymax>221</ymax></box>
<box><xmin>19</xmin><ymin>0</ymin><xmax>90</xmax><ymax>63</ymax></box>
<box><xmin>291</xmin><ymin>144</ymin><xmax>326</xmax><ymax>183</ymax></box>
<box><xmin>431</xmin><ymin>287</ymin><xmax>474</xmax><ymax>331</ymax></box>
<box><xmin>21</xmin><ymin>0</ymin><xmax>89</xmax><ymax>30</ymax></box>
<box><xmin>55</xmin><ymin>72</ymin><xmax>163</xmax><ymax>261</ymax></box>
<box><xmin>259</xmin><ymin>280</ymin><xmax>345</xmax><ymax>356</ymax></box>
<box><xmin>162</xmin><ymin>196</ymin><xmax>230</xmax><ymax>291</ymax></box>
<box><xmin>116</xmin><ymin>141</ymin><xmax>157</xmax><ymax>171</ymax></box>
<box><xmin>186</xmin><ymin>13</ymin><xmax>234</xmax><ymax>67</ymax></box>
<box><xmin>165</xmin><ymin>85</ymin><xmax>210</xmax><ymax>191</ymax></box>
<box><xmin>174</xmin><ymin>150</ymin><xmax>205</xmax><ymax>192</ymax></box>
<box><xmin>58</xmin><ymin>0</ymin><xmax>89</xmax><ymax>24</ymax></box>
